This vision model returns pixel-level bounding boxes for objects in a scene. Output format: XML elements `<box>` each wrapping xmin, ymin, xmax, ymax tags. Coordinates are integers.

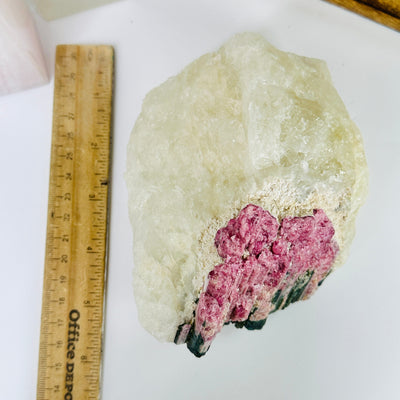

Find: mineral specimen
<box><xmin>126</xmin><ymin>32</ymin><xmax>368</xmax><ymax>356</ymax></box>
<box><xmin>179</xmin><ymin>205</ymin><xmax>338</xmax><ymax>356</ymax></box>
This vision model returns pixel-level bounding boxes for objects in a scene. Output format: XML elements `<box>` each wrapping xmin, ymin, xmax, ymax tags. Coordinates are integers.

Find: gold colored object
<box><xmin>37</xmin><ymin>45</ymin><xmax>113</xmax><ymax>400</ymax></box>
<box><xmin>324</xmin><ymin>0</ymin><xmax>400</xmax><ymax>32</ymax></box>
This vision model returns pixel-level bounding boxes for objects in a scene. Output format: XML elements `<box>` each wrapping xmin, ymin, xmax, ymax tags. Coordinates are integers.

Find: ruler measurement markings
<box><xmin>37</xmin><ymin>45</ymin><xmax>113</xmax><ymax>400</ymax></box>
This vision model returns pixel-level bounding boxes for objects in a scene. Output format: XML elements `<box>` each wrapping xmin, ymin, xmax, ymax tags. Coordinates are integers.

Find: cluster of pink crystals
<box><xmin>194</xmin><ymin>204</ymin><xmax>339</xmax><ymax>349</ymax></box>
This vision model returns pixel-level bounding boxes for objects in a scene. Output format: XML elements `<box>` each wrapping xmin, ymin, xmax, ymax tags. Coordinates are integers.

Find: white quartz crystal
<box><xmin>27</xmin><ymin>0</ymin><xmax>121</xmax><ymax>20</ymax></box>
<box><xmin>0</xmin><ymin>0</ymin><xmax>48</xmax><ymax>96</ymax></box>
<box><xmin>126</xmin><ymin>33</ymin><xmax>368</xmax><ymax>342</ymax></box>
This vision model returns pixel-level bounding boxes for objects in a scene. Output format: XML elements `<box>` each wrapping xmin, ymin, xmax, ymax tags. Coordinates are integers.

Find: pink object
<box><xmin>188</xmin><ymin>205</ymin><xmax>338</xmax><ymax>356</ymax></box>
<box><xmin>0</xmin><ymin>0</ymin><xmax>48</xmax><ymax>96</ymax></box>
<box><xmin>215</xmin><ymin>204</ymin><xmax>279</xmax><ymax>258</ymax></box>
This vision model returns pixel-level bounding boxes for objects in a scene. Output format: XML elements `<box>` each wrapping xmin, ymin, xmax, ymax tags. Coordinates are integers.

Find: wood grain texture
<box><xmin>37</xmin><ymin>45</ymin><xmax>113</xmax><ymax>400</ymax></box>
<box><xmin>324</xmin><ymin>0</ymin><xmax>400</xmax><ymax>31</ymax></box>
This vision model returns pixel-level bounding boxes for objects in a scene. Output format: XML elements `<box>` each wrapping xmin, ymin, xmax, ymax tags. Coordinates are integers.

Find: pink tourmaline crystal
<box><xmin>183</xmin><ymin>205</ymin><xmax>338</xmax><ymax>357</ymax></box>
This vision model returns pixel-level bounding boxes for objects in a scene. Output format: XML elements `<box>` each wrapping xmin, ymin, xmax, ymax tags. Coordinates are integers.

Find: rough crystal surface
<box><xmin>126</xmin><ymin>33</ymin><xmax>368</xmax><ymax>343</ymax></box>
<box><xmin>184</xmin><ymin>205</ymin><xmax>338</xmax><ymax>356</ymax></box>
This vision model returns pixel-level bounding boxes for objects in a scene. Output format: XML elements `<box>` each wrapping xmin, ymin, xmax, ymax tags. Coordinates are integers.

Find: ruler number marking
<box><xmin>37</xmin><ymin>45</ymin><xmax>113</xmax><ymax>400</ymax></box>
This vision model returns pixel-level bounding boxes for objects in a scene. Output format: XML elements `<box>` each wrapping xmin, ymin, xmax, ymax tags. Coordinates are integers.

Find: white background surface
<box><xmin>1</xmin><ymin>1</ymin><xmax>400</xmax><ymax>399</ymax></box>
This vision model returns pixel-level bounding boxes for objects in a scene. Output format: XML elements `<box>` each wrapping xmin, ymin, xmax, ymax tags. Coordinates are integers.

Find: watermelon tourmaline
<box><xmin>174</xmin><ymin>204</ymin><xmax>339</xmax><ymax>357</ymax></box>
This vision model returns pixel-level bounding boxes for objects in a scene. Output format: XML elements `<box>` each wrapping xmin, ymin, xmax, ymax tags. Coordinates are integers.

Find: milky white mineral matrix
<box><xmin>126</xmin><ymin>33</ymin><xmax>368</xmax><ymax>356</ymax></box>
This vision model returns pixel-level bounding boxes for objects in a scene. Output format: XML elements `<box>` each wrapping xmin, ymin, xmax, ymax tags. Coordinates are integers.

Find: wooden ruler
<box><xmin>37</xmin><ymin>45</ymin><xmax>113</xmax><ymax>400</ymax></box>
